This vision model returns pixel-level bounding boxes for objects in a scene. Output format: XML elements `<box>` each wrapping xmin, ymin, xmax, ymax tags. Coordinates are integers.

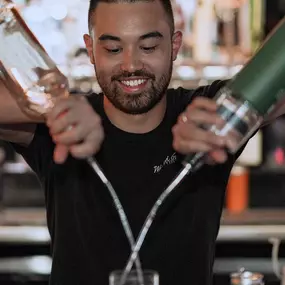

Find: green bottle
<box><xmin>184</xmin><ymin>16</ymin><xmax>285</xmax><ymax>170</ymax></box>
<box><xmin>228</xmin><ymin>16</ymin><xmax>285</xmax><ymax>115</ymax></box>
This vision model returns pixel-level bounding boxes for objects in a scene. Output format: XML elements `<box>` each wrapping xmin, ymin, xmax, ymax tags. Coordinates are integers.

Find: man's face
<box><xmin>84</xmin><ymin>1</ymin><xmax>182</xmax><ymax>115</ymax></box>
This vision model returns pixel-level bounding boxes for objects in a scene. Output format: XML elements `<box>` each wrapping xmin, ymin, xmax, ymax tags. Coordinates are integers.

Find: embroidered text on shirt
<box><xmin>153</xmin><ymin>152</ymin><xmax>177</xmax><ymax>174</ymax></box>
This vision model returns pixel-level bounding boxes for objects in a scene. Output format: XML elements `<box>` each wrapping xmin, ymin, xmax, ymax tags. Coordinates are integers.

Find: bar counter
<box><xmin>1</xmin><ymin>208</ymin><xmax>285</xmax><ymax>244</ymax></box>
<box><xmin>0</xmin><ymin>208</ymin><xmax>284</xmax><ymax>285</ymax></box>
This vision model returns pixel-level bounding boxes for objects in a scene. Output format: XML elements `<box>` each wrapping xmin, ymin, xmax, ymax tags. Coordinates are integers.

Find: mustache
<box><xmin>111</xmin><ymin>70</ymin><xmax>155</xmax><ymax>81</ymax></box>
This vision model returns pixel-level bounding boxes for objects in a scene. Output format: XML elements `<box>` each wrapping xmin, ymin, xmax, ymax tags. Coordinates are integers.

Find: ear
<box><xmin>172</xmin><ymin>31</ymin><xmax>183</xmax><ymax>61</ymax></box>
<box><xmin>83</xmin><ymin>34</ymin><xmax>95</xmax><ymax>64</ymax></box>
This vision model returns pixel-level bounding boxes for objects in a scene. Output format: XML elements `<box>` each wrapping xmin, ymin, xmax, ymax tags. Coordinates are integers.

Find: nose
<box><xmin>120</xmin><ymin>49</ymin><xmax>143</xmax><ymax>73</ymax></box>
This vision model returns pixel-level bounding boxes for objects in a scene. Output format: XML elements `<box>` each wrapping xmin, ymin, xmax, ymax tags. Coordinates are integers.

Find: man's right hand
<box><xmin>47</xmin><ymin>96</ymin><xmax>104</xmax><ymax>164</ymax></box>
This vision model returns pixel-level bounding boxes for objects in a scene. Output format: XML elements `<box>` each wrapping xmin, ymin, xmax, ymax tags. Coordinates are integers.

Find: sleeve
<box><xmin>172</xmin><ymin>80</ymin><xmax>229</xmax><ymax>115</ymax></box>
<box><xmin>10</xmin><ymin>123</ymin><xmax>55</xmax><ymax>179</ymax></box>
<box><xmin>191</xmin><ymin>79</ymin><xmax>229</xmax><ymax>100</ymax></box>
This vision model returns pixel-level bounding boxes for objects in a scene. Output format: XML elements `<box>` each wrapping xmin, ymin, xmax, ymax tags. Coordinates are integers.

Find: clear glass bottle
<box><xmin>0</xmin><ymin>0</ymin><xmax>68</xmax><ymax>117</ymax></box>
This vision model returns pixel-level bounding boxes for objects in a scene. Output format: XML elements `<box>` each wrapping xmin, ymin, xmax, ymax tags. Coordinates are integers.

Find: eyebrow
<box><xmin>98</xmin><ymin>34</ymin><xmax>121</xmax><ymax>42</ymax></box>
<box><xmin>139</xmin><ymin>31</ymin><xmax>163</xmax><ymax>40</ymax></box>
<box><xmin>98</xmin><ymin>31</ymin><xmax>164</xmax><ymax>42</ymax></box>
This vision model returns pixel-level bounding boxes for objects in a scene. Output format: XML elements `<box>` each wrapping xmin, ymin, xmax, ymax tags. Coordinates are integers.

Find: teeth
<box><xmin>121</xmin><ymin>79</ymin><xmax>146</xmax><ymax>87</ymax></box>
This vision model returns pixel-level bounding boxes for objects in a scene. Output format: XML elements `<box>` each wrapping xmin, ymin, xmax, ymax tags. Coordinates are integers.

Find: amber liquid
<box><xmin>0</xmin><ymin>3</ymin><xmax>69</xmax><ymax>116</ymax></box>
<box><xmin>0</xmin><ymin>61</ymin><xmax>68</xmax><ymax>116</ymax></box>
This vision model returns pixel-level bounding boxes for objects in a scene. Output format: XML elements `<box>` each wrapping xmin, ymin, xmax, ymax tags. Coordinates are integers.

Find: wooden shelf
<box><xmin>222</xmin><ymin>209</ymin><xmax>285</xmax><ymax>225</ymax></box>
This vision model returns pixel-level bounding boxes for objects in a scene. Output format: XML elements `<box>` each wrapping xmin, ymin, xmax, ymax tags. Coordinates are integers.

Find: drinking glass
<box><xmin>109</xmin><ymin>270</ymin><xmax>159</xmax><ymax>285</ymax></box>
<box><xmin>231</xmin><ymin>268</ymin><xmax>264</xmax><ymax>285</ymax></box>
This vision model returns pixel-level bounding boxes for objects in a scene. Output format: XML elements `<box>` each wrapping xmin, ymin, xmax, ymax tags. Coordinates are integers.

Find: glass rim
<box><xmin>110</xmin><ymin>269</ymin><xmax>159</xmax><ymax>276</ymax></box>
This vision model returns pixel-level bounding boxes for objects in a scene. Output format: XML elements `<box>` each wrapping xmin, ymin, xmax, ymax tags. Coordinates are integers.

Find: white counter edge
<box><xmin>1</xmin><ymin>224</ymin><xmax>285</xmax><ymax>244</ymax></box>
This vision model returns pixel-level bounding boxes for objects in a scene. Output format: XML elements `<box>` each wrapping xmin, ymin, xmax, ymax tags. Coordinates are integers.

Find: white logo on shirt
<box><xmin>153</xmin><ymin>152</ymin><xmax>177</xmax><ymax>174</ymax></box>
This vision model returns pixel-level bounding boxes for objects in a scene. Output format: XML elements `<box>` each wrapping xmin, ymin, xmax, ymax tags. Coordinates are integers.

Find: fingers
<box><xmin>48</xmin><ymin>110</ymin><xmax>78</xmax><ymax>136</ymax></box>
<box><xmin>53</xmin><ymin>144</ymin><xmax>69</xmax><ymax>164</ymax></box>
<box><xmin>173</xmin><ymin>124</ymin><xmax>229</xmax><ymax>163</ymax></box>
<box><xmin>46</xmin><ymin>96</ymin><xmax>104</xmax><ymax>163</ymax></box>
<box><xmin>172</xmin><ymin>119</ymin><xmax>227</xmax><ymax>155</ymax></box>
<box><xmin>52</xmin><ymin>114</ymin><xmax>102</xmax><ymax>145</ymax></box>
<box><xmin>189</xmin><ymin>97</ymin><xmax>218</xmax><ymax>112</ymax></box>
<box><xmin>69</xmin><ymin>130</ymin><xmax>103</xmax><ymax>158</ymax></box>
<box><xmin>179</xmin><ymin>109</ymin><xmax>223</xmax><ymax>127</ymax></box>
<box><xmin>209</xmin><ymin>149</ymin><xmax>228</xmax><ymax>163</ymax></box>
<box><xmin>204</xmin><ymin>149</ymin><xmax>228</xmax><ymax>165</ymax></box>
<box><xmin>53</xmin><ymin>129</ymin><xmax>104</xmax><ymax>163</ymax></box>
<box><xmin>47</xmin><ymin>96</ymin><xmax>102</xmax><ymax>145</ymax></box>
<box><xmin>172</xmin><ymin>110</ymin><xmax>226</xmax><ymax>153</ymax></box>
<box><xmin>46</xmin><ymin>96</ymin><xmax>83</xmax><ymax>122</ymax></box>
<box><xmin>173</xmin><ymin>138</ymin><xmax>212</xmax><ymax>154</ymax></box>
<box><xmin>173</xmin><ymin>97</ymin><xmax>229</xmax><ymax>164</ymax></box>
<box><xmin>173</xmin><ymin>122</ymin><xmax>225</xmax><ymax>147</ymax></box>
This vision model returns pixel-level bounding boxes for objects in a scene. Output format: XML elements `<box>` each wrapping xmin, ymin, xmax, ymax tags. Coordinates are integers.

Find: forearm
<box><xmin>0</xmin><ymin>123</ymin><xmax>36</xmax><ymax>145</ymax></box>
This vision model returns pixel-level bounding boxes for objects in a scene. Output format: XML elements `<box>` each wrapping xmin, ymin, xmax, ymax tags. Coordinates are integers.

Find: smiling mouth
<box><xmin>117</xmin><ymin>78</ymin><xmax>149</xmax><ymax>93</ymax></box>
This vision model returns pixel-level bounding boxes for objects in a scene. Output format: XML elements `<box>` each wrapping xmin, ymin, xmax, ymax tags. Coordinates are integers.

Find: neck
<box><xmin>103</xmin><ymin>96</ymin><xmax>167</xmax><ymax>134</ymax></box>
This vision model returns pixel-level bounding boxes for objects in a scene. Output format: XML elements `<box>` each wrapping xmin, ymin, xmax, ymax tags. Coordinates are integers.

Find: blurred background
<box><xmin>1</xmin><ymin>0</ymin><xmax>285</xmax><ymax>284</ymax></box>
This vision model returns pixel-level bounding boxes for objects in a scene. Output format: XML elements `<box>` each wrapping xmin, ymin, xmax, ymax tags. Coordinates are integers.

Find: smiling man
<box><xmin>83</xmin><ymin>0</ymin><xmax>181</xmax><ymax>133</ymax></box>
<box><xmin>0</xmin><ymin>0</ymin><xmax>284</xmax><ymax>285</ymax></box>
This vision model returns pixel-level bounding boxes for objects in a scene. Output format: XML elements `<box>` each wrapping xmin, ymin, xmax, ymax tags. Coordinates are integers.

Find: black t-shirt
<box><xmin>12</xmin><ymin>80</ymin><xmax>240</xmax><ymax>285</ymax></box>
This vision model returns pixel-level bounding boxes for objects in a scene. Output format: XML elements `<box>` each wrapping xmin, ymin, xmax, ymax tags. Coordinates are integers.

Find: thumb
<box><xmin>53</xmin><ymin>144</ymin><xmax>69</xmax><ymax>164</ymax></box>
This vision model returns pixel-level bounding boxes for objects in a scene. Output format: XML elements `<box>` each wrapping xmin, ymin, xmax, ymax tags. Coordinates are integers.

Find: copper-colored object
<box><xmin>231</xmin><ymin>268</ymin><xmax>264</xmax><ymax>285</ymax></box>
<box><xmin>226</xmin><ymin>166</ymin><xmax>249</xmax><ymax>213</ymax></box>
<box><xmin>0</xmin><ymin>0</ymin><xmax>68</xmax><ymax>117</ymax></box>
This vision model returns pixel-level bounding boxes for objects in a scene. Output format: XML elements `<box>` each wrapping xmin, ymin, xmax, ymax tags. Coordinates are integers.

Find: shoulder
<box><xmin>84</xmin><ymin>92</ymin><xmax>104</xmax><ymax>115</ymax></box>
<box><xmin>192</xmin><ymin>79</ymin><xmax>229</xmax><ymax>99</ymax></box>
<box><xmin>167</xmin><ymin>80</ymin><xmax>229</xmax><ymax>112</ymax></box>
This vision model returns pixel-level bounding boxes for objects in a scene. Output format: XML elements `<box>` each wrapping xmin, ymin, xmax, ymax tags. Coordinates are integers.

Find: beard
<box><xmin>95</xmin><ymin>62</ymin><xmax>173</xmax><ymax>115</ymax></box>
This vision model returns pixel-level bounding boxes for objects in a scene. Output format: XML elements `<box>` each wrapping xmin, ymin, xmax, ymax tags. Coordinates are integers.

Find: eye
<box><xmin>104</xmin><ymin>48</ymin><xmax>122</xmax><ymax>54</ymax></box>
<box><xmin>141</xmin><ymin>46</ymin><xmax>158</xmax><ymax>53</ymax></box>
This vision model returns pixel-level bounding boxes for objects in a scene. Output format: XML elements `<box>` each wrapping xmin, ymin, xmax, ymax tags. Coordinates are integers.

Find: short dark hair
<box><xmin>88</xmin><ymin>0</ymin><xmax>175</xmax><ymax>35</ymax></box>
